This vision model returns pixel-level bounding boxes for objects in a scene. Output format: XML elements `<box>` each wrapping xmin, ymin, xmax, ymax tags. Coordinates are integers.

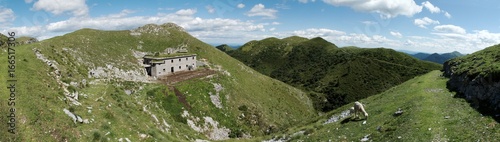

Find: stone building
<box><xmin>143</xmin><ymin>53</ymin><xmax>197</xmax><ymax>77</ymax></box>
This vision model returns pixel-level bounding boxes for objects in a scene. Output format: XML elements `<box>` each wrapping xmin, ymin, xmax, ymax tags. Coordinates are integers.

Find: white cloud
<box><xmin>32</xmin><ymin>0</ymin><xmax>89</xmax><ymax>17</ymax></box>
<box><xmin>413</xmin><ymin>30</ymin><xmax>500</xmax><ymax>54</ymax></box>
<box><xmin>390</xmin><ymin>31</ymin><xmax>403</xmax><ymax>38</ymax></box>
<box><xmin>25</xmin><ymin>0</ymin><xmax>33</xmax><ymax>3</ymax></box>
<box><xmin>237</xmin><ymin>3</ymin><xmax>245</xmax><ymax>8</ymax></box>
<box><xmin>0</xmin><ymin>7</ymin><xmax>15</xmax><ymax>24</ymax></box>
<box><xmin>271</xmin><ymin>22</ymin><xmax>280</xmax><ymax>25</ymax></box>
<box><xmin>206</xmin><ymin>5</ymin><xmax>215</xmax><ymax>14</ymax></box>
<box><xmin>422</xmin><ymin>1</ymin><xmax>441</xmax><ymax>13</ymax></box>
<box><xmin>299</xmin><ymin>0</ymin><xmax>316</xmax><ymax>3</ymax></box>
<box><xmin>414</xmin><ymin>17</ymin><xmax>439</xmax><ymax>28</ymax></box>
<box><xmin>269</xmin><ymin>27</ymin><xmax>276</xmax><ymax>31</ymax></box>
<box><xmin>1</xmin><ymin>26</ymin><xmax>45</xmax><ymax>37</ymax></box>
<box><xmin>322</xmin><ymin>0</ymin><xmax>422</xmax><ymax>18</ymax></box>
<box><xmin>433</xmin><ymin>24</ymin><xmax>466</xmax><ymax>34</ymax></box>
<box><xmin>444</xmin><ymin>12</ymin><xmax>451</xmax><ymax>18</ymax></box>
<box><xmin>175</xmin><ymin>9</ymin><xmax>196</xmax><ymax>16</ymax></box>
<box><xmin>292</xmin><ymin>28</ymin><xmax>345</xmax><ymax>38</ymax></box>
<box><xmin>245</xmin><ymin>4</ymin><xmax>278</xmax><ymax>19</ymax></box>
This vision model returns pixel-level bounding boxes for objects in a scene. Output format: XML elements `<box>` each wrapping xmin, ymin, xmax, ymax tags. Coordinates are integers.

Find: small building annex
<box><xmin>143</xmin><ymin>52</ymin><xmax>197</xmax><ymax>77</ymax></box>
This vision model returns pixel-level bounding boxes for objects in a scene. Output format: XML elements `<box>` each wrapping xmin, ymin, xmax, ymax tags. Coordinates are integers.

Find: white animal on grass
<box><xmin>352</xmin><ymin>101</ymin><xmax>368</xmax><ymax>119</ymax></box>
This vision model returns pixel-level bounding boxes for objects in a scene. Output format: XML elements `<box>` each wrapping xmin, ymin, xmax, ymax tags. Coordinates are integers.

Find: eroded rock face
<box><xmin>443</xmin><ymin>60</ymin><xmax>500</xmax><ymax>115</ymax></box>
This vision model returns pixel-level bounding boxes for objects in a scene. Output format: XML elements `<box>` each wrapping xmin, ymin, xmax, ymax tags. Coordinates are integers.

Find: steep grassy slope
<box><xmin>444</xmin><ymin>44</ymin><xmax>500</xmax><ymax>117</ymax></box>
<box><xmin>0</xmin><ymin>23</ymin><xmax>316</xmax><ymax>141</ymax></box>
<box><xmin>254</xmin><ymin>71</ymin><xmax>499</xmax><ymax>141</ymax></box>
<box><xmin>227</xmin><ymin>37</ymin><xmax>441</xmax><ymax>112</ymax></box>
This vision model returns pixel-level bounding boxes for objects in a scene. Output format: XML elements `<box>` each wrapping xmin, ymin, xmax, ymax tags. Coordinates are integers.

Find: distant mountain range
<box><xmin>409</xmin><ymin>51</ymin><xmax>464</xmax><ymax>64</ymax></box>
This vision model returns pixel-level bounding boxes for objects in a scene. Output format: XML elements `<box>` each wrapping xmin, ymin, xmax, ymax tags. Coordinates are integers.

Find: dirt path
<box><xmin>160</xmin><ymin>69</ymin><xmax>216</xmax><ymax>110</ymax></box>
<box><xmin>168</xmin><ymin>86</ymin><xmax>192</xmax><ymax>110</ymax></box>
<box><xmin>159</xmin><ymin>68</ymin><xmax>216</xmax><ymax>85</ymax></box>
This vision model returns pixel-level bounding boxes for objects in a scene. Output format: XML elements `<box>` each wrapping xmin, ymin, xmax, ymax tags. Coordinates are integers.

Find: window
<box><xmin>171</xmin><ymin>60</ymin><xmax>173</xmax><ymax>63</ymax></box>
<box><xmin>192</xmin><ymin>57</ymin><xmax>194</xmax><ymax>60</ymax></box>
<box><xmin>179</xmin><ymin>58</ymin><xmax>181</xmax><ymax>61</ymax></box>
<box><xmin>179</xmin><ymin>66</ymin><xmax>181</xmax><ymax>69</ymax></box>
<box><xmin>163</xmin><ymin>69</ymin><xmax>165</xmax><ymax>72</ymax></box>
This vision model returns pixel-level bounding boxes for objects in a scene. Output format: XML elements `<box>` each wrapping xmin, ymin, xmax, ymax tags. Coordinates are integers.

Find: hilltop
<box><xmin>258</xmin><ymin>70</ymin><xmax>500</xmax><ymax>141</ymax></box>
<box><xmin>225</xmin><ymin>37</ymin><xmax>441</xmax><ymax>111</ymax></box>
<box><xmin>215</xmin><ymin>44</ymin><xmax>234</xmax><ymax>52</ymax></box>
<box><xmin>0</xmin><ymin>23</ymin><xmax>316</xmax><ymax>141</ymax></box>
<box><xmin>443</xmin><ymin>44</ymin><xmax>500</xmax><ymax>118</ymax></box>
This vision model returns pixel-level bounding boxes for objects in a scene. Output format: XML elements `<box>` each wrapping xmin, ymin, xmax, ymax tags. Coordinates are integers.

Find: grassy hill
<box><xmin>252</xmin><ymin>70</ymin><xmax>500</xmax><ymax>141</ymax></box>
<box><xmin>443</xmin><ymin>44</ymin><xmax>500</xmax><ymax>118</ymax></box>
<box><xmin>226</xmin><ymin>37</ymin><xmax>441</xmax><ymax>112</ymax></box>
<box><xmin>0</xmin><ymin>23</ymin><xmax>316</xmax><ymax>141</ymax></box>
<box><xmin>226</xmin><ymin>36</ymin><xmax>311</xmax><ymax>75</ymax></box>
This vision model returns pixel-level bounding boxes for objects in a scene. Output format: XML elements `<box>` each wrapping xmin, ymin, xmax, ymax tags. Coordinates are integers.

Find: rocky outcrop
<box><xmin>443</xmin><ymin>60</ymin><xmax>500</xmax><ymax>116</ymax></box>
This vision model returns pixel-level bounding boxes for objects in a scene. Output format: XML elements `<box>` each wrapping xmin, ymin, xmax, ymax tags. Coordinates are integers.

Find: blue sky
<box><xmin>1</xmin><ymin>0</ymin><xmax>500</xmax><ymax>54</ymax></box>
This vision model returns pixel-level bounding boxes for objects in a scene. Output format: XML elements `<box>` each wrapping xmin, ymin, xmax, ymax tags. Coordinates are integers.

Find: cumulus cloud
<box><xmin>433</xmin><ymin>25</ymin><xmax>466</xmax><ymax>34</ymax></box>
<box><xmin>422</xmin><ymin>1</ymin><xmax>441</xmax><ymax>13</ymax></box>
<box><xmin>322</xmin><ymin>0</ymin><xmax>422</xmax><ymax>18</ymax></box>
<box><xmin>292</xmin><ymin>28</ymin><xmax>345</xmax><ymax>37</ymax></box>
<box><xmin>444</xmin><ymin>12</ymin><xmax>451</xmax><ymax>18</ymax></box>
<box><xmin>245</xmin><ymin>4</ymin><xmax>278</xmax><ymax>19</ymax></box>
<box><xmin>32</xmin><ymin>0</ymin><xmax>89</xmax><ymax>17</ymax></box>
<box><xmin>414</xmin><ymin>17</ymin><xmax>439</xmax><ymax>28</ymax></box>
<box><xmin>237</xmin><ymin>3</ymin><xmax>245</xmax><ymax>8</ymax></box>
<box><xmin>422</xmin><ymin>1</ymin><xmax>453</xmax><ymax>18</ymax></box>
<box><xmin>0</xmin><ymin>7</ymin><xmax>15</xmax><ymax>24</ymax></box>
<box><xmin>206</xmin><ymin>5</ymin><xmax>215</xmax><ymax>14</ymax></box>
<box><xmin>175</xmin><ymin>9</ymin><xmax>197</xmax><ymax>16</ymax></box>
<box><xmin>413</xmin><ymin>30</ymin><xmax>500</xmax><ymax>53</ymax></box>
<box><xmin>390</xmin><ymin>31</ymin><xmax>403</xmax><ymax>38</ymax></box>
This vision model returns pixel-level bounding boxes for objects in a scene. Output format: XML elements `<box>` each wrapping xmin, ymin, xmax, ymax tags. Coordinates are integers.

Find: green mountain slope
<box><xmin>226</xmin><ymin>36</ymin><xmax>313</xmax><ymax>75</ymax></box>
<box><xmin>227</xmin><ymin>37</ymin><xmax>441</xmax><ymax>112</ymax></box>
<box><xmin>412</xmin><ymin>52</ymin><xmax>431</xmax><ymax>60</ymax></box>
<box><xmin>256</xmin><ymin>70</ymin><xmax>499</xmax><ymax>141</ymax></box>
<box><xmin>0</xmin><ymin>23</ymin><xmax>316</xmax><ymax>141</ymax></box>
<box><xmin>444</xmin><ymin>44</ymin><xmax>500</xmax><ymax>117</ymax></box>
<box><xmin>423</xmin><ymin>51</ymin><xmax>464</xmax><ymax>64</ymax></box>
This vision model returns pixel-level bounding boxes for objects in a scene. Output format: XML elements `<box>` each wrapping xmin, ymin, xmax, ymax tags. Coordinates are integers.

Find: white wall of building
<box><xmin>151</xmin><ymin>55</ymin><xmax>197</xmax><ymax>76</ymax></box>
